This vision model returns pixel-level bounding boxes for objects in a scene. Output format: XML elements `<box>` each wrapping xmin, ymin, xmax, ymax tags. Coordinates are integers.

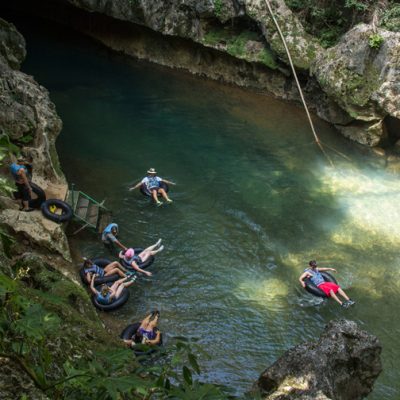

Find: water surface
<box><xmin>10</xmin><ymin>13</ymin><xmax>400</xmax><ymax>398</ymax></box>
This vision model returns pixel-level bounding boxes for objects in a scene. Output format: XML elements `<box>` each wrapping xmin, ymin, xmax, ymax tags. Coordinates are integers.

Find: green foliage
<box><xmin>0</xmin><ymin>272</ymin><xmax>228</xmax><ymax>399</ymax></box>
<box><xmin>381</xmin><ymin>3</ymin><xmax>400</xmax><ymax>32</ymax></box>
<box><xmin>368</xmin><ymin>33</ymin><xmax>384</xmax><ymax>49</ymax></box>
<box><xmin>285</xmin><ymin>0</ymin><xmax>375</xmax><ymax>48</ymax></box>
<box><xmin>214</xmin><ymin>0</ymin><xmax>223</xmax><ymax>19</ymax></box>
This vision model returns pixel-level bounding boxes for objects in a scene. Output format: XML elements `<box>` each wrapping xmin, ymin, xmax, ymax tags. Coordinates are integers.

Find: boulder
<box><xmin>0</xmin><ymin>209</ymin><xmax>71</xmax><ymax>261</ymax></box>
<box><xmin>313</xmin><ymin>24</ymin><xmax>400</xmax><ymax>145</ymax></box>
<box><xmin>257</xmin><ymin>319</ymin><xmax>382</xmax><ymax>400</ymax></box>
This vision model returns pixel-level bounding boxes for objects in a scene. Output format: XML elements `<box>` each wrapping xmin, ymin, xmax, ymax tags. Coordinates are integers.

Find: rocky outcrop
<box><xmin>25</xmin><ymin>0</ymin><xmax>392</xmax><ymax>147</ymax></box>
<box><xmin>0</xmin><ymin>209</ymin><xmax>71</xmax><ymax>261</ymax></box>
<box><xmin>313</xmin><ymin>24</ymin><xmax>400</xmax><ymax>146</ymax></box>
<box><xmin>0</xmin><ymin>17</ymin><xmax>64</xmax><ymax>182</ymax></box>
<box><xmin>257</xmin><ymin>319</ymin><xmax>382</xmax><ymax>400</ymax></box>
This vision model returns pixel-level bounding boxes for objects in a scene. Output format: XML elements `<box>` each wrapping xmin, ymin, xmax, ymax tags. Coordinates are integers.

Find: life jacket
<box><xmin>304</xmin><ymin>268</ymin><xmax>325</xmax><ymax>286</ymax></box>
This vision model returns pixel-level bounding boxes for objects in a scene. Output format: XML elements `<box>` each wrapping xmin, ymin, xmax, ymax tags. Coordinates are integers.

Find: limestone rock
<box><xmin>335</xmin><ymin>119</ymin><xmax>387</xmax><ymax>147</ymax></box>
<box><xmin>313</xmin><ymin>24</ymin><xmax>400</xmax><ymax>144</ymax></box>
<box><xmin>257</xmin><ymin>319</ymin><xmax>382</xmax><ymax>400</ymax></box>
<box><xmin>0</xmin><ymin>209</ymin><xmax>71</xmax><ymax>261</ymax></box>
<box><xmin>0</xmin><ymin>18</ymin><xmax>26</xmax><ymax>69</ymax></box>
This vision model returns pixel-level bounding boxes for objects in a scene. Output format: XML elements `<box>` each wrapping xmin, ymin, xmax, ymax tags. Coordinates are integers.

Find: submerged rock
<box><xmin>257</xmin><ymin>319</ymin><xmax>382</xmax><ymax>400</ymax></box>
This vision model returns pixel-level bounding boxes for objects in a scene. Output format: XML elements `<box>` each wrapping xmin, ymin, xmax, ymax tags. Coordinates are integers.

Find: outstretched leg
<box><xmin>329</xmin><ymin>290</ymin><xmax>343</xmax><ymax>306</ymax></box>
<box><xmin>151</xmin><ymin>189</ymin><xmax>162</xmax><ymax>205</ymax></box>
<box><xmin>104</xmin><ymin>261</ymin><xmax>122</xmax><ymax>273</ymax></box>
<box><xmin>337</xmin><ymin>288</ymin><xmax>350</xmax><ymax>302</ymax></box>
<box><xmin>158</xmin><ymin>188</ymin><xmax>172</xmax><ymax>203</ymax></box>
<box><xmin>105</xmin><ymin>267</ymin><xmax>125</xmax><ymax>278</ymax></box>
<box><xmin>139</xmin><ymin>242</ymin><xmax>164</xmax><ymax>261</ymax></box>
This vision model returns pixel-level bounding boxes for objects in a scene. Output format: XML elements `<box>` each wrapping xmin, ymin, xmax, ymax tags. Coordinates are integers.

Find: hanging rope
<box><xmin>262</xmin><ymin>0</ymin><xmax>334</xmax><ymax>166</ymax></box>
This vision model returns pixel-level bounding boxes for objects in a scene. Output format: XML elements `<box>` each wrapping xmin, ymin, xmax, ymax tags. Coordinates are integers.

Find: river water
<box><xmin>9</xmin><ymin>12</ymin><xmax>400</xmax><ymax>399</ymax></box>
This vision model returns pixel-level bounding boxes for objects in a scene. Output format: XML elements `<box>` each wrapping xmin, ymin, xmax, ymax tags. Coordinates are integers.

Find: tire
<box><xmin>92</xmin><ymin>285</ymin><xmax>130</xmax><ymax>311</ymax></box>
<box><xmin>120</xmin><ymin>248</ymin><xmax>155</xmax><ymax>271</ymax></box>
<box><xmin>13</xmin><ymin>182</ymin><xmax>46</xmax><ymax>209</ymax></box>
<box><xmin>120</xmin><ymin>322</ymin><xmax>162</xmax><ymax>355</ymax></box>
<box><xmin>140</xmin><ymin>181</ymin><xmax>169</xmax><ymax>197</ymax></box>
<box><xmin>79</xmin><ymin>258</ymin><xmax>119</xmax><ymax>286</ymax></box>
<box><xmin>304</xmin><ymin>272</ymin><xmax>338</xmax><ymax>298</ymax></box>
<box><xmin>41</xmin><ymin>199</ymin><xmax>73</xmax><ymax>223</ymax></box>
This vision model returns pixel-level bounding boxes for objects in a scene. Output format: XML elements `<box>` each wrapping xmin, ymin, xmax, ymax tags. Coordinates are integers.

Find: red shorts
<box><xmin>318</xmin><ymin>282</ymin><xmax>340</xmax><ymax>296</ymax></box>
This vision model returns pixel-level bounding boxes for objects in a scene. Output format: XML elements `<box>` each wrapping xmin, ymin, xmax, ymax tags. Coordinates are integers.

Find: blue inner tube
<box><xmin>140</xmin><ymin>181</ymin><xmax>169</xmax><ymax>197</ymax></box>
<box><xmin>41</xmin><ymin>199</ymin><xmax>73</xmax><ymax>223</ymax></box>
<box><xmin>304</xmin><ymin>272</ymin><xmax>338</xmax><ymax>298</ymax></box>
<box><xmin>120</xmin><ymin>248</ymin><xmax>155</xmax><ymax>271</ymax></box>
<box><xmin>79</xmin><ymin>258</ymin><xmax>120</xmax><ymax>286</ymax></box>
<box><xmin>120</xmin><ymin>322</ymin><xmax>162</xmax><ymax>355</ymax></box>
<box><xmin>91</xmin><ymin>283</ymin><xmax>130</xmax><ymax>311</ymax></box>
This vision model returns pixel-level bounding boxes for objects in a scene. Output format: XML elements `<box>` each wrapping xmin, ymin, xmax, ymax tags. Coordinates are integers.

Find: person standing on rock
<box><xmin>10</xmin><ymin>156</ymin><xmax>34</xmax><ymax>212</ymax></box>
<box><xmin>101</xmin><ymin>223</ymin><xmax>127</xmax><ymax>254</ymax></box>
<box><xmin>129</xmin><ymin>168</ymin><xmax>176</xmax><ymax>206</ymax></box>
<box><xmin>299</xmin><ymin>260</ymin><xmax>355</xmax><ymax>308</ymax></box>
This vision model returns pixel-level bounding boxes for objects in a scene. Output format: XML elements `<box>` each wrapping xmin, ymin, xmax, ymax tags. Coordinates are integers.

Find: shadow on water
<box><xmin>3</xmin><ymin>8</ymin><xmax>400</xmax><ymax>399</ymax></box>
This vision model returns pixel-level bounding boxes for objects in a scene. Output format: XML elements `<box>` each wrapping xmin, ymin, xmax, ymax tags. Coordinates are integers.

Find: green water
<box><xmin>11</xmin><ymin>13</ymin><xmax>400</xmax><ymax>398</ymax></box>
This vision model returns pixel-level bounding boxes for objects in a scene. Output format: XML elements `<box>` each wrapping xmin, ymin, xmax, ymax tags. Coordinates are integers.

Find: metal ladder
<box><xmin>65</xmin><ymin>183</ymin><xmax>112</xmax><ymax>235</ymax></box>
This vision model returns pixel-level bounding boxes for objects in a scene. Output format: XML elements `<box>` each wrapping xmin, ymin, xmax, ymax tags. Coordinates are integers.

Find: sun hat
<box><xmin>147</xmin><ymin>168</ymin><xmax>157</xmax><ymax>174</ymax></box>
<box><xmin>125</xmin><ymin>248</ymin><xmax>135</xmax><ymax>258</ymax></box>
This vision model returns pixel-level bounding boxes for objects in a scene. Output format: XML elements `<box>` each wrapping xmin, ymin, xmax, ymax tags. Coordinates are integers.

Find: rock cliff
<box><xmin>40</xmin><ymin>0</ymin><xmax>398</xmax><ymax>147</ymax></box>
<box><xmin>257</xmin><ymin>319</ymin><xmax>382</xmax><ymax>400</ymax></box>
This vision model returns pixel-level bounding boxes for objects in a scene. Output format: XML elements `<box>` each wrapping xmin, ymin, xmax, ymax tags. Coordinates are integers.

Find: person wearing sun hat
<box><xmin>129</xmin><ymin>168</ymin><xmax>176</xmax><ymax>206</ymax></box>
<box><xmin>299</xmin><ymin>260</ymin><xmax>355</xmax><ymax>308</ymax></box>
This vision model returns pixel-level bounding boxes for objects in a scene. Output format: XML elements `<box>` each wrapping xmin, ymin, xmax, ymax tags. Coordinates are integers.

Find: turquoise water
<box><xmin>11</xmin><ymin>13</ymin><xmax>400</xmax><ymax>398</ymax></box>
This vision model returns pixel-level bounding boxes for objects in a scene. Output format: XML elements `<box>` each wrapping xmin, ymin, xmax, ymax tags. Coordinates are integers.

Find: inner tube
<box><xmin>304</xmin><ymin>272</ymin><xmax>338</xmax><ymax>298</ymax></box>
<box><xmin>120</xmin><ymin>322</ymin><xmax>162</xmax><ymax>355</ymax></box>
<box><xmin>121</xmin><ymin>248</ymin><xmax>154</xmax><ymax>271</ymax></box>
<box><xmin>140</xmin><ymin>181</ymin><xmax>169</xmax><ymax>197</ymax></box>
<box><xmin>79</xmin><ymin>258</ymin><xmax>120</xmax><ymax>286</ymax></box>
<box><xmin>41</xmin><ymin>199</ymin><xmax>73</xmax><ymax>223</ymax></box>
<box><xmin>13</xmin><ymin>182</ymin><xmax>46</xmax><ymax>209</ymax></box>
<box><xmin>91</xmin><ymin>283</ymin><xmax>130</xmax><ymax>311</ymax></box>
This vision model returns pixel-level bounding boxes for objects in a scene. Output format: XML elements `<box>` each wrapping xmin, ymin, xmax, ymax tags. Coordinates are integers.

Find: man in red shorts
<box><xmin>299</xmin><ymin>260</ymin><xmax>355</xmax><ymax>308</ymax></box>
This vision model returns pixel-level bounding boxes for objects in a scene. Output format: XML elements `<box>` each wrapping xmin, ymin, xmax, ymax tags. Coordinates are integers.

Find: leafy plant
<box><xmin>381</xmin><ymin>3</ymin><xmax>400</xmax><ymax>32</ymax></box>
<box><xmin>368</xmin><ymin>33</ymin><xmax>384</xmax><ymax>49</ymax></box>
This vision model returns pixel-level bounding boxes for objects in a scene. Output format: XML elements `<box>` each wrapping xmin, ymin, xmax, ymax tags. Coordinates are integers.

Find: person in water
<box><xmin>129</xmin><ymin>168</ymin><xmax>176</xmax><ymax>206</ymax></box>
<box><xmin>90</xmin><ymin>275</ymin><xmax>135</xmax><ymax>305</ymax></box>
<box><xmin>124</xmin><ymin>310</ymin><xmax>161</xmax><ymax>347</ymax></box>
<box><xmin>82</xmin><ymin>258</ymin><xmax>133</xmax><ymax>284</ymax></box>
<box><xmin>10</xmin><ymin>156</ymin><xmax>33</xmax><ymax>212</ymax></box>
<box><xmin>299</xmin><ymin>260</ymin><xmax>355</xmax><ymax>308</ymax></box>
<box><xmin>119</xmin><ymin>239</ymin><xmax>164</xmax><ymax>277</ymax></box>
<box><xmin>101</xmin><ymin>223</ymin><xmax>127</xmax><ymax>254</ymax></box>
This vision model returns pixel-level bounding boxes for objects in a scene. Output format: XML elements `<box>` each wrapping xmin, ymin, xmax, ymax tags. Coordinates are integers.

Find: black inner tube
<box><xmin>41</xmin><ymin>199</ymin><xmax>73</xmax><ymax>223</ymax></box>
<box><xmin>91</xmin><ymin>284</ymin><xmax>130</xmax><ymax>312</ymax></box>
<box><xmin>120</xmin><ymin>248</ymin><xmax>154</xmax><ymax>271</ymax></box>
<box><xmin>140</xmin><ymin>181</ymin><xmax>169</xmax><ymax>197</ymax></box>
<box><xmin>304</xmin><ymin>272</ymin><xmax>338</xmax><ymax>298</ymax></box>
<box><xmin>79</xmin><ymin>258</ymin><xmax>119</xmax><ymax>286</ymax></box>
<box><xmin>120</xmin><ymin>322</ymin><xmax>162</xmax><ymax>355</ymax></box>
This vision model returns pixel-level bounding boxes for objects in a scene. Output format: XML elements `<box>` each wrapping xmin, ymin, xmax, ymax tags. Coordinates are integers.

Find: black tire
<box><xmin>120</xmin><ymin>248</ymin><xmax>155</xmax><ymax>271</ymax></box>
<box><xmin>13</xmin><ymin>182</ymin><xmax>46</xmax><ymax>209</ymax></box>
<box><xmin>91</xmin><ymin>285</ymin><xmax>130</xmax><ymax>311</ymax></box>
<box><xmin>140</xmin><ymin>181</ymin><xmax>169</xmax><ymax>197</ymax></box>
<box><xmin>79</xmin><ymin>258</ymin><xmax>119</xmax><ymax>286</ymax></box>
<box><xmin>120</xmin><ymin>322</ymin><xmax>162</xmax><ymax>355</ymax></box>
<box><xmin>41</xmin><ymin>199</ymin><xmax>73</xmax><ymax>223</ymax></box>
<box><xmin>304</xmin><ymin>272</ymin><xmax>338</xmax><ymax>298</ymax></box>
